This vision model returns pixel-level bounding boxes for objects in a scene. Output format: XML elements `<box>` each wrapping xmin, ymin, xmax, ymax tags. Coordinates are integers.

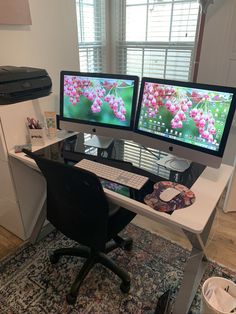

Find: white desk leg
<box><xmin>29</xmin><ymin>198</ymin><xmax>46</xmax><ymax>243</ymax></box>
<box><xmin>29</xmin><ymin>198</ymin><xmax>54</xmax><ymax>243</ymax></box>
<box><xmin>223</xmin><ymin>162</ymin><xmax>236</xmax><ymax>212</ymax></box>
<box><xmin>171</xmin><ymin>208</ymin><xmax>216</xmax><ymax>314</ymax></box>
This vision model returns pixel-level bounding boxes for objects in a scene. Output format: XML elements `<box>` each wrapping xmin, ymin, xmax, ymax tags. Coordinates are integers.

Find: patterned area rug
<box><xmin>0</xmin><ymin>224</ymin><xmax>235</xmax><ymax>314</ymax></box>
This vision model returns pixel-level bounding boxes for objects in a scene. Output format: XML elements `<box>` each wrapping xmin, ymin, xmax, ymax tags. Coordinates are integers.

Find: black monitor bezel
<box><xmin>134</xmin><ymin>77</ymin><xmax>236</xmax><ymax>158</ymax></box>
<box><xmin>59</xmin><ymin>71</ymin><xmax>139</xmax><ymax>132</ymax></box>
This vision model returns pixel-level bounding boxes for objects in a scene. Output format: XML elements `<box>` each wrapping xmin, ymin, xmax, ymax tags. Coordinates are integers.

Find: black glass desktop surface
<box><xmin>31</xmin><ymin>133</ymin><xmax>205</xmax><ymax>215</ymax></box>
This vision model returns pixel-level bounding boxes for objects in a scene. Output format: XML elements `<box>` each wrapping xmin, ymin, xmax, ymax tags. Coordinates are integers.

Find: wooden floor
<box><xmin>0</xmin><ymin>203</ymin><xmax>236</xmax><ymax>271</ymax></box>
<box><xmin>0</xmin><ymin>226</ymin><xmax>22</xmax><ymax>260</ymax></box>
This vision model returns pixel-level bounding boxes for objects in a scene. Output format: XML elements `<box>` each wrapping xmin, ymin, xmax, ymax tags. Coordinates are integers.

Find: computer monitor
<box><xmin>59</xmin><ymin>71</ymin><xmax>139</xmax><ymax>140</ymax></box>
<box><xmin>134</xmin><ymin>77</ymin><xmax>236</xmax><ymax>168</ymax></box>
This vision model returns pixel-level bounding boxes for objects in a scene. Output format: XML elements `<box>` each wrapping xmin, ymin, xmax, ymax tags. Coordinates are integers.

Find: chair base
<box><xmin>105</xmin><ymin>235</ymin><xmax>133</xmax><ymax>253</ymax></box>
<box><xmin>50</xmin><ymin>236</ymin><xmax>133</xmax><ymax>305</ymax></box>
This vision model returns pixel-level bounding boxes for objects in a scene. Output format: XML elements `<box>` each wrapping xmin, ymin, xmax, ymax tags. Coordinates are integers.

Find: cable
<box><xmin>140</xmin><ymin>145</ymin><xmax>163</xmax><ymax>160</ymax></box>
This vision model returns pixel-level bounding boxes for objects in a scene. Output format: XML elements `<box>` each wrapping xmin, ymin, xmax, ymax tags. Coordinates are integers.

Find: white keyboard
<box><xmin>75</xmin><ymin>159</ymin><xmax>148</xmax><ymax>190</ymax></box>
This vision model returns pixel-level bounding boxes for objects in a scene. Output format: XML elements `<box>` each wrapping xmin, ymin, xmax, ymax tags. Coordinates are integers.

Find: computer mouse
<box><xmin>159</xmin><ymin>187</ymin><xmax>181</xmax><ymax>202</ymax></box>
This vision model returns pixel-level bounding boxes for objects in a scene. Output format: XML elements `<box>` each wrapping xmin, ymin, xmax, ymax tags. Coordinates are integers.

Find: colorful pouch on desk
<box><xmin>144</xmin><ymin>181</ymin><xmax>195</xmax><ymax>214</ymax></box>
<box><xmin>100</xmin><ymin>179</ymin><xmax>130</xmax><ymax>197</ymax></box>
<box><xmin>14</xmin><ymin>143</ymin><xmax>32</xmax><ymax>153</ymax></box>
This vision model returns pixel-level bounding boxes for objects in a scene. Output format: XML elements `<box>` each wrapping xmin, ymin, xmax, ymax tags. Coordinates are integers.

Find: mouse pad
<box><xmin>144</xmin><ymin>181</ymin><xmax>196</xmax><ymax>214</ymax></box>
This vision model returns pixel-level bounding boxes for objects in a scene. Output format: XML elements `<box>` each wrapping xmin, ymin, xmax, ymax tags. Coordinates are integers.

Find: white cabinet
<box><xmin>0</xmin><ymin>97</ymin><xmax>55</xmax><ymax>240</ymax></box>
<box><xmin>0</xmin><ymin>159</ymin><xmax>17</xmax><ymax>201</ymax></box>
<box><xmin>0</xmin><ymin>118</ymin><xmax>8</xmax><ymax>162</ymax></box>
<box><xmin>0</xmin><ymin>197</ymin><xmax>25</xmax><ymax>239</ymax></box>
<box><xmin>9</xmin><ymin>156</ymin><xmax>47</xmax><ymax>239</ymax></box>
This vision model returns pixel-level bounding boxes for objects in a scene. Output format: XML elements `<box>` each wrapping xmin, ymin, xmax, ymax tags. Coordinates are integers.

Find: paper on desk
<box><xmin>205</xmin><ymin>282</ymin><xmax>236</xmax><ymax>313</ymax></box>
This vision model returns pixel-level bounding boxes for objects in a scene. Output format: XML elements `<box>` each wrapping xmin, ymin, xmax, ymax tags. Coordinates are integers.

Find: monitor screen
<box><xmin>134</xmin><ymin>77</ymin><xmax>236</xmax><ymax>168</ymax></box>
<box><xmin>59</xmin><ymin>71</ymin><xmax>139</xmax><ymax>140</ymax></box>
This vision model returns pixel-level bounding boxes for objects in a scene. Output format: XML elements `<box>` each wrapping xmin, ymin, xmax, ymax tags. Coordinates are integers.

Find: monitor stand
<box><xmin>157</xmin><ymin>154</ymin><xmax>191</xmax><ymax>172</ymax></box>
<box><xmin>85</xmin><ymin>135</ymin><xmax>114</xmax><ymax>149</ymax></box>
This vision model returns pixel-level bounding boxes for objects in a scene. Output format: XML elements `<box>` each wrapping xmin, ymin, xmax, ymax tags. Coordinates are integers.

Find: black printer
<box><xmin>0</xmin><ymin>66</ymin><xmax>52</xmax><ymax>105</ymax></box>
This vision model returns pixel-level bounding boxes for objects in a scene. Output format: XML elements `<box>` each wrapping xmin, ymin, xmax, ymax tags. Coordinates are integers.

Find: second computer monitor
<box><xmin>59</xmin><ymin>71</ymin><xmax>139</xmax><ymax>140</ymax></box>
<box><xmin>134</xmin><ymin>77</ymin><xmax>236</xmax><ymax>168</ymax></box>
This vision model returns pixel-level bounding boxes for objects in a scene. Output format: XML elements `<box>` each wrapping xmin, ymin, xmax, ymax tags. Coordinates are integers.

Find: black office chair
<box><xmin>24</xmin><ymin>150</ymin><xmax>136</xmax><ymax>305</ymax></box>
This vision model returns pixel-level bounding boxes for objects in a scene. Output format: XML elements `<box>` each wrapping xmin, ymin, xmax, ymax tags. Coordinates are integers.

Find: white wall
<box><xmin>0</xmin><ymin>0</ymin><xmax>79</xmax><ymax>111</ymax></box>
<box><xmin>198</xmin><ymin>0</ymin><xmax>236</xmax><ymax>165</ymax></box>
<box><xmin>197</xmin><ymin>1</ymin><xmax>236</xmax><ymax>213</ymax></box>
<box><xmin>198</xmin><ymin>0</ymin><xmax>236</xmax><ymax>87</ymax></box>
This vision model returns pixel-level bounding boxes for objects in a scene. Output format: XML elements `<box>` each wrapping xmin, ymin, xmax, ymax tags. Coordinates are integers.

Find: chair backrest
<box><xmin>24</xmin><ymin>150</ymin><xmax>110</xmax><ymax>251</ymax></box>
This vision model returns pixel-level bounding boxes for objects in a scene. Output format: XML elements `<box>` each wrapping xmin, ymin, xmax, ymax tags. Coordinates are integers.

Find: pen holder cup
<box><xmin>28</xmin><ymin>128</ymin><xmax>46</xmax><ymax>146</ymax></box>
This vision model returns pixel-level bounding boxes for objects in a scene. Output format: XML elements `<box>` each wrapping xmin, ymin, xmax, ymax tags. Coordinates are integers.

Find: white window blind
<box><xmin>76</xmin><ymin>0</ymin><xmax>106</xmax><ymax>72</ymax></box>
<box><xmin>115</xmin><ymin>0</ymin><xmax>200</xmax><ymax>81</ymax></box>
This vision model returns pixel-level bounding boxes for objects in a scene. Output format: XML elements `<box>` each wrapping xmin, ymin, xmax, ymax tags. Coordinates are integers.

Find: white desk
<box><xmin>7</xmin><ymin>130</ymin><xmax>77</xmax><ymax>240</ymax></box>
<box><xmin>9</xmin><ymin>137</ymin><xmax>233</xmax><ymax>314</ymax></box>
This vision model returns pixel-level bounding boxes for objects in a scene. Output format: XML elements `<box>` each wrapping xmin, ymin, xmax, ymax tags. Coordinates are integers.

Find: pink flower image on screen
<box><xmin>141</xmin><ymin>82</ymin><xmax>227</xmax><ymax>144</ymax></box>
<box><xmin>64</xmin><ymin>76</ymin><xmax>129</xmax><ymax>121</ymax></box>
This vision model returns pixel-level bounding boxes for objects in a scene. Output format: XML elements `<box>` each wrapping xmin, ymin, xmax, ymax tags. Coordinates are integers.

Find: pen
<box><xmin>27</xmin><ymin>117</ymin><xmax>41</xmax><ymax>129</ymax></box>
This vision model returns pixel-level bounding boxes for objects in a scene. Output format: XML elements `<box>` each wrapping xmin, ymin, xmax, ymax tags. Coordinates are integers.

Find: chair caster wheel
<box><xmin>123</xmin><ymin>239</ymin><xmax>133</xmax><ymax>251</ymax></box>
<box><xmin>120</xmin><ymin>280</ymin><xmax>130</xmax><ymax>293</ymax></box>
<box><xmin>66</xmin><ymin>293</ymin><xmax>77</xmax><ymax>305</ymax></box>
<box><xmin>49</xmin><ymin>253</ymin><xmax>60</xmax><ymax>264</ymax></box>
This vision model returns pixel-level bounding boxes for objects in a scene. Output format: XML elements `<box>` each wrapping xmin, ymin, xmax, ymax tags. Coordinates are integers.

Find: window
<box><xmin>114</xmin><ymin>0</ymin><xmax>199</xmax><ymax>81</ymax></box>
<box><xmin>76</xmin><ymin>0</ymin><xmax>106</xmax><ymax>72</ymax></box>
<box><xmin>76</xmin><ymin>0</ymin><xmax>200</xmax><ymax>81</ymax></box>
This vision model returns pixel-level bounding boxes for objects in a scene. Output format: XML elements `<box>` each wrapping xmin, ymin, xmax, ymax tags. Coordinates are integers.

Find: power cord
<box><xmin>140</xmin><ymin>145</ymin><xmax>167</xmax><ymax>160</ymax></box>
